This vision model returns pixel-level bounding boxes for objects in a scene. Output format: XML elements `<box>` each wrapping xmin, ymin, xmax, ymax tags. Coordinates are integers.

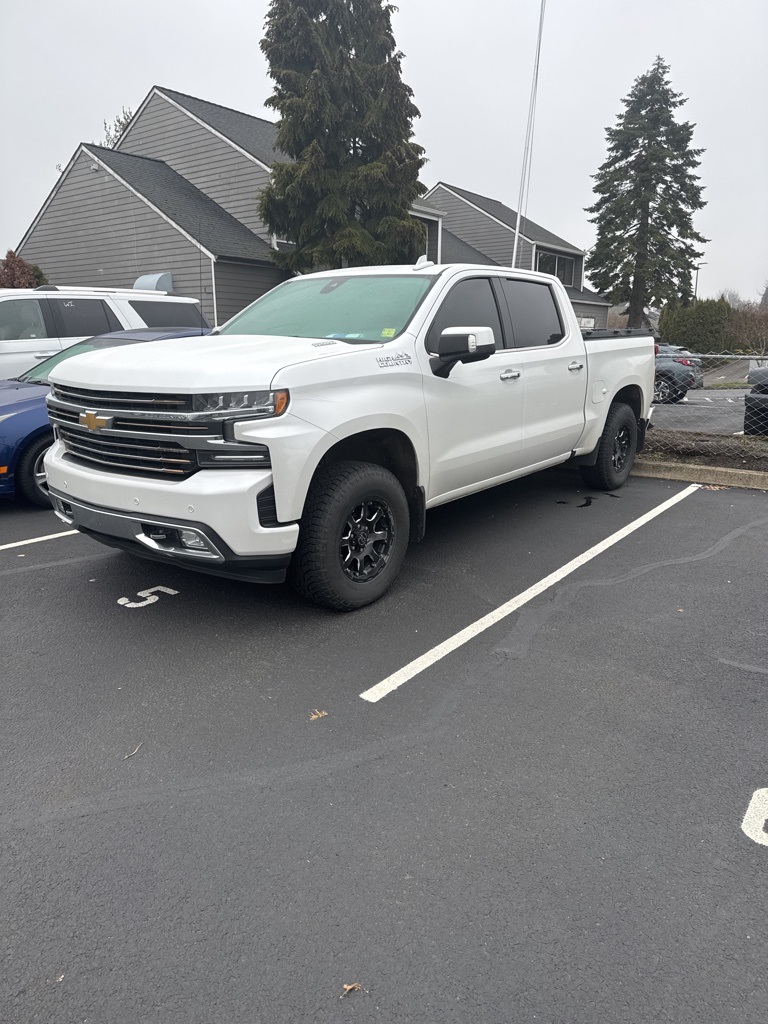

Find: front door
<box><xmin>419</xmin><ymin>276</ymin><xmax>525</xmax><ymax>502</ymax></box>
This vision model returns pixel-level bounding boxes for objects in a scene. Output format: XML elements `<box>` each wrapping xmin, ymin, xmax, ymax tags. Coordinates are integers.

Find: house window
<box><xmin>537</xmin><ymin>252</ymin><xmax>574</xmax><ymax>288</ymax></box>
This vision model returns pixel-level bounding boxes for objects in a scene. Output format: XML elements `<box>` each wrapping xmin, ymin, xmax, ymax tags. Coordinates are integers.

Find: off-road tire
<box><xmin>579</xmin><ymin>403</ymin><xmax>638</xmax><ymax>491</ymax></box>
<box><xmin>290</xmin><ymin>460</ymin><xmax>410</xmax><ymax>611</ymax></box>
<box><xmin>16</xmin><ymin>433</ymin><xmax>53</xmax><ymax>507</ymax></box>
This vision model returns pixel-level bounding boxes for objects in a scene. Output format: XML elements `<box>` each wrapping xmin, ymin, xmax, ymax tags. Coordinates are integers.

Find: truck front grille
<box><xmin>50</xmin><ymin>384</ymin><xmax>194</xmax><ymax>413</ymax></box>
<box><xmin>58</xmin><ymin>426</ymin><xmax>196</xmax><ymax>477</ymax></box>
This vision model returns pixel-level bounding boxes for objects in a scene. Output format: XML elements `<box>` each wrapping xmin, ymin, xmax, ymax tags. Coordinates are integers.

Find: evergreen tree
<box><xmin>659</xmin><ymin>297</ymin><xmax>731</xmax><ymax>352</ymax></box>
<box><xmin>586</xmin><ymin>57</ymin><xmax>706</xmax><ymax>328</ymax></box>
<box><xmin>259</xmin><ymin>0</ymin><xmax>427</xmax><ymax>272</ymax></box>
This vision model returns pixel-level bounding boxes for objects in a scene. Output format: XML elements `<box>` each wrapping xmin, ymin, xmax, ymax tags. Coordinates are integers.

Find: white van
<box><xmin>0</xmin><ymin>286</ymin><xmax>208</xmax><ymax>378</ymax></box>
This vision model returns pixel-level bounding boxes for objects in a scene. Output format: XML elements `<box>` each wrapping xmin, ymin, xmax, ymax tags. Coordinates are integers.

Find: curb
<box><xmin>632</xmin><ymin>459</ymin><xmax>768</xmax><ymax>491</ymax></box>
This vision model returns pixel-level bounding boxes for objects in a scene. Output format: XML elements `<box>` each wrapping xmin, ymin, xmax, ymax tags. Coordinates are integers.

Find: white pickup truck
<box><xmin>45</xmin><ymin>262</ymin><xmax>654</xmax><ymax>610</ymax></box>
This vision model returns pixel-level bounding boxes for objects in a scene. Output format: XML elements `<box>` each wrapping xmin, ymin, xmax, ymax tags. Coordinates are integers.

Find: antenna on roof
<box><xmin>413</xmin><ymin>255</ymin><xmax>434</xmax><ymax>270</ymax></box>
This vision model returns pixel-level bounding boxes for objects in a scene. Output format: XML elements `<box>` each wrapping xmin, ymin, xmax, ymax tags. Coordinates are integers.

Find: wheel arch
<box><xmin>313</xmin><ymin>429</ymin><xmax>425</xmax><ymax>542</ymax></box>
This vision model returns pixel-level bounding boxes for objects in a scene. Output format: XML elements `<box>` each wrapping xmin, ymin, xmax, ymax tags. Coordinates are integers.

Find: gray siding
<box><xmin>19</xmin><ymin>151</ymin><xmax>216</xmax><ymax>323</ymax></box>
<box><xmin>118</xmin><ymin>93</ymin><xmax>272</xmax><ymax>240</ymax></box>
<box><xmin>214</xmin><ymin>261</ymin><xmax>289</xmax><ymax>324</ymax></box>
<box><xmin>427</xmin><ymin>185</ymin><xmax>531</xmax><ymax>268</ymax></box>
<box><xmin>571</xmin><ymin>302</ymin><xmax>609</xmax><ymax>329</ymax></box>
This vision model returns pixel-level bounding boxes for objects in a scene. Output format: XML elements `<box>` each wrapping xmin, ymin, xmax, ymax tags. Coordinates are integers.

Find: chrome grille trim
<box><xmin>58</xmin><ymin>426</ymin><xmax>195</xmax><ymax>477</ymax></box>
<box><xmin>50</xmin><ymin>384</ymin><xmax>193</xmax><ymax>412</ymax></box>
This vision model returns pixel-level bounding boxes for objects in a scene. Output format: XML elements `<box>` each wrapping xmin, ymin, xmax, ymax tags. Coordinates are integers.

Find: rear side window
<box><xmin>50</xmin><ymin>298</ymin><xmax>116</xmax><ymax>338</ymax></box>
<box><xmin>129</xmin><ymin>300</ymin><xmax>208</xmax><ymax>329</ymax></box>
<box><xmin>0</xmin><ymin>298</ymin><xmax>50</xmax><ymax>340</ymax></box>
<box><xmin>427</xmin><ymin>278</ymin><xmax>504</xmax><ymax>352</ymax></box>
<box><xmin>500</xmin><ymin>280</ymin><xmax>565</xmax><ymax>348</ymax></box>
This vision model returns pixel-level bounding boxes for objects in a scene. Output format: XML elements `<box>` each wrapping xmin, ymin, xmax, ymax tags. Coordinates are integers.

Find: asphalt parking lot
<box><xmin>652</xmin><ymin>388</ymin><xmax>748</xmax><ymax>434</ymax></box>
<box><xmin>3</xmin><ymin>470</ymin><xmax>768</xmax><ymax>1024</ymax></box>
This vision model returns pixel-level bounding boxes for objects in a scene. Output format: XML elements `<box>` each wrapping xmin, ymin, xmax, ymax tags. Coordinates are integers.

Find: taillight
<box><xmin>674</xmin><ymin>357</ymin><xmax>694</xmax><ymax>366</ymax></box>
<box><xmin>654</xmin><ymin>344</ymin><xmax>659</xmax><ymax>354</ymax></box>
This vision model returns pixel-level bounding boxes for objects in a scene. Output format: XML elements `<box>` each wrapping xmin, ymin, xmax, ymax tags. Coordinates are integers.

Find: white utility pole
<box><xmin>512</xmin><ymin>0</ymin><xmax>547</xmax><ymax>270</ymax></box>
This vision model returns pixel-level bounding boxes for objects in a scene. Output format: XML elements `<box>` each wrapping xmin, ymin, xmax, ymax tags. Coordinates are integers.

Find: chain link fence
<box><xmin>644</xmin><ymin>353</ymin><xmax>768</xmax><ymax>471</ymax></box>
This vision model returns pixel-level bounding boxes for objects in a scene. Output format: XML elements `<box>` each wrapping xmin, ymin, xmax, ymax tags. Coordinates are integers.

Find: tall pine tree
<box><xmin>586</xmin><ymin>57</ymin><xmax>706</xmax><ymax>327</ymax></box>
<box><xmin>259</xmin><ymin>0</ymin><xmax>427</xmax><ymax>272</ymax></box>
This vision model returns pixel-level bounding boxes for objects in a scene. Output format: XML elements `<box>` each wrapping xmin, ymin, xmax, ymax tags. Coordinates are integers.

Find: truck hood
<box><xmin>48</xmin><ymin>334</ymin><xmax>382</xmax><ymax>391</ymax></box>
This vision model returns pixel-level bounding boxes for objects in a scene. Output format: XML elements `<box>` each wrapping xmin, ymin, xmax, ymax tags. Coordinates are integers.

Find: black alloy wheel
<box><xmin>612</xmin><ymin>424</ymin><xmax>633</xmax><ymax>475</ymax></box>
<box><xmin>339</xmin><ymin>499</ymin><xmax>395</xmax><ymax>583</ymax></box>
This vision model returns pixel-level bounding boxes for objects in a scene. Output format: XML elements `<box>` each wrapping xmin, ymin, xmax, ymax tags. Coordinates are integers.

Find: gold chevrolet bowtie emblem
<box><xmin>79</xmin><ymin>410</ymin><xmax>112</xmax><ymax>431</ymax></box>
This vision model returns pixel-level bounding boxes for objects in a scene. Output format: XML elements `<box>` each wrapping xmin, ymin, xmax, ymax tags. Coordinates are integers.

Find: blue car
<box><xmin>0</xmin><ymin>328</ymin><xmax>209</xmax><ymax>507</ymax></box>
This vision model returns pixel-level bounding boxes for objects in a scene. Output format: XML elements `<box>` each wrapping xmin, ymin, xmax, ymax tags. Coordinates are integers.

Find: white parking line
<box><xmin>0</xmin><ymin>530</ymin><xmax>78</xmax><ymax>552</ymax></box>
<box><xmin>742</xmin><ymin>789</ymin><xmax>768</xmax><ymax>847</ymax></box>
<box><xmin>360</xmin><ymin>483</ymin><xmax>701</xmax><ymax>703</ymax></box>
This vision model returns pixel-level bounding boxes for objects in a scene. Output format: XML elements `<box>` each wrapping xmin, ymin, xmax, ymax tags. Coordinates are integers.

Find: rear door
<box><xmin>49</xmin><ymin>298</ymin><xmax>121</xmax><ymax>352</ymax></box>
<box><xmin>0</xmin><ymin>297</ymin><xmax>60</xmax><ymax>378</ymax></box>
<box><xmin>420</xmin><ymin>275</ymin><xmax>526</xmax><ymax>501</ymax></box>
<box><xmin>498</xmin><ymin>278</ymin><xmax>588</xmax><ymax>466</ymax></box>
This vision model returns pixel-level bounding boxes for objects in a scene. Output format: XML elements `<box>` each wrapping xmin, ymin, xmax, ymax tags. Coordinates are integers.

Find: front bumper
<box><xmin>44</xmin><ymin>439</ymin><xmax>299</xmax><ymax>582</ymax></box>
<box><xmin>49</xmin><ymin>489</ymin><xmax>293</xmax><ymax>583</ymax></box>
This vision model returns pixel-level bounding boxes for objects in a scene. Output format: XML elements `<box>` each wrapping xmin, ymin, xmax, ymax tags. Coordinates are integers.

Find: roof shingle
<box><xmin>85</xmin><ymin>145</ymin><xmax>277</xmax><ymax>264</ymax></box>
<box><xmin>434</xmin><ymin>182</ymin><xmax>584</xmax><ymax>254</ymax></box>
<box><xmin>156</xmin><ymin>88</ymin><xmax>284</xmax><ymax>167</ymax></box>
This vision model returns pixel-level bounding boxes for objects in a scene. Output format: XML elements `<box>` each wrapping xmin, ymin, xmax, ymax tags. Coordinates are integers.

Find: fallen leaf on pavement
<box><xmin>309</xmin><ymin>709</ymin><xmax>328</xmax><ymax>721</ymax></box>
<box><xmin>341</xmin><ymin>983</ymin><xmax>365</xmax><ymax>998</ymax></box>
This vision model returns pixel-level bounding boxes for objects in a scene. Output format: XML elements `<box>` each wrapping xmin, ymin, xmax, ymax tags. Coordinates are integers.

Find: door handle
<box><xmin>500</xmin><ymin>369</ymin><xmax>521</xmax><ymax>381</ymax></box>
<box><xmin>34</xmin><ymin>352</ymin><xmax>55</xmax><ymax>359</ymax></box>
<box><xmin>568</xmin><ymin>361</ymin><xmax>584</xmax><ymax>371</ymax></box>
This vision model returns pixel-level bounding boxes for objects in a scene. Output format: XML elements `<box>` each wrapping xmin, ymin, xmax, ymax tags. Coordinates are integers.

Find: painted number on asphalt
<box><xmin>117</xmin><ymin>585</ymin><xmax>179</xmax><ymax>609</ymax></box>
<box><xmin>741</xmin><ymin>789</ymin><xmax>768</xmax><ymax>847</ymax></box>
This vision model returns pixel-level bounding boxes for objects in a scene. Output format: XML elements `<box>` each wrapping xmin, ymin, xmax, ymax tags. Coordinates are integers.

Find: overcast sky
<box><xmin>1</xmin><ymin>0</ymin><xmax>765</xmax><ymax>301</ymax></box>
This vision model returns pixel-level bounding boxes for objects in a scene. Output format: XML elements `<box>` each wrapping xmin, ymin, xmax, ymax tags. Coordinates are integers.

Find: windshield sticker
<box><xmin>381</xmin><ymin>328</ymin><xmax>396</xmax><ymax>338</ymax></box>
<box><xmin>377</xmin><ymin>352</ymin><xmax>412</xmax><ymax>368</ymax></box>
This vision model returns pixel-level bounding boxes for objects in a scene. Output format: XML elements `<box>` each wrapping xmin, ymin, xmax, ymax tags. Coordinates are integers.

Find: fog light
<box><xmin>179</xmin><ymin>529</ymin><xmax>209</xmax><ymax>551</ymax></box>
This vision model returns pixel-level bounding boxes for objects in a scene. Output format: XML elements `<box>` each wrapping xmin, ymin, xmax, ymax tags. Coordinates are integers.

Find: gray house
<box><xmin>426</xmin><ymin>183</ymin><xmax>610</xmax><ymax>328</ymax></box>
<box><xmin>18</xmin><ymin>86</ymin><xmax>607</xmax><ymax>326</ymax></box>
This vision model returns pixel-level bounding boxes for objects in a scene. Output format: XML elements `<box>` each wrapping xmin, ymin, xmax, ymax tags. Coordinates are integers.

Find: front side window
<box><xmin>219</xmin><ymin>275</ymin><xmax>435</xmax><ymax>343</ymax></box>
<box><xmin>130</xmin><ymin>300</ymin><xmax>208</xmax><ymax>329</ymax></box>
<box><xmin>500</xmin><ymin>279</ymin><xmax>565</xmax><ymax>348</ymax></box>
<box><xmin>537</xmin><ymin>251</ymin><xmax>574</xmax><ymax>288</ymax></box>
<box><xmin>426</xmin><ymin>278</ymin><xmax>504</xmax><ymax>351</ymax></box>
<box><xmin>0</xmin><ymin>298</ymin><xmax>49</xmax><ymax>341</ymax></box>
<box><xmin>50</xmin><ymin>298</ymin><xmax>115</xmax><ymax>338</ymax></box>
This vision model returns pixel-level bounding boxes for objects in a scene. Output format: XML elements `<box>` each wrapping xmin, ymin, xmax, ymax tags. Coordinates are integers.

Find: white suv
<box><xmin>0</xmin><ymin>286</ymin><xmax>208</xmax><ymax>378</ymax></box>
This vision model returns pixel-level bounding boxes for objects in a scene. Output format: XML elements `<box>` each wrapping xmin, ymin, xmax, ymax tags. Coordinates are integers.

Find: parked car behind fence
<box><xmin>654</xmin><ymin>344</ymin><xmax>703</xmax><ymax>403</ymax></box>
<box><xmin>744</xmin><ymin>366</ymin><xmax>768</xmax><ymax>436</ymax></box>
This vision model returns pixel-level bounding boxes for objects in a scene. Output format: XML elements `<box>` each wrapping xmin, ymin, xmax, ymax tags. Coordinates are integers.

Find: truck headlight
<box><xmin>191</xmin><ymin>389</ymin><xmax>289</xmax><ymax>417</ymax></box>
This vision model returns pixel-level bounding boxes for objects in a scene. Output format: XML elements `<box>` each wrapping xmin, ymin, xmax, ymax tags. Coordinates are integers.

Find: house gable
<box><xmin>426</xmin><ymin>183</ymin><xmax>535</xmax><ymax>269</ymax></box>
<box><xmin>17</xmin><ymin>147</ymin><xmax>217</xmax><ymax>323</ymax></box>
<box><xmin>117</xmin><ymin>89</ymin><xmax>273</xmax><ymax>238</ymax></box>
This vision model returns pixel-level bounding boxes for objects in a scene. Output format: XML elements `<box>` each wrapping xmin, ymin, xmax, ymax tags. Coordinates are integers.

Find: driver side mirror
<box><xmin>428</xmin><ymin>326</ymin><xmax>496</xmax><ymax>377</ymax></box>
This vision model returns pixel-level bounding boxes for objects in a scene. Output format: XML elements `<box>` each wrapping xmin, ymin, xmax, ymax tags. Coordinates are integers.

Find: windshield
<box><xmin>218</xmin><ymin>274</ymin><xmax>435</xmax><ymax>343</ymax></box>
<box><xmin>19</xmin><ymin>338</ymin><xmax>140</xmax><ymax>384</ymax></box>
